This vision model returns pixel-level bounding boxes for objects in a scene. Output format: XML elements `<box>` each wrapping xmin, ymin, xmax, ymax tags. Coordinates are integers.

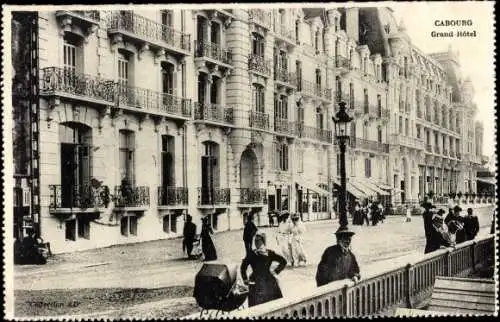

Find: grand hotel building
<box><xmin>11</xmin><ymin>7</ymin><xmax>487</xmax><ymax>253</ymax></box>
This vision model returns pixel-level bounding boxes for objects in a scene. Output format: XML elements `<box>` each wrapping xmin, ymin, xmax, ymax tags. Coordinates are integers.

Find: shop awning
<box><xmin>348</xmin><ymin>180</ymin><xmax>378</xmax><ymax>197</ymax></box>
<box><xmin>297</xmin><ymin>180</ymin><xmax>330</xmax><ymax>196</ymax></box>
<box><xmin>332</xmin><ymin>178</ymin><xmax>367</xmax><ymax>199</ymax></box>
<box><xmin>377</xmin><ymin>183</ymin><xmax>393</xmax><ymax>190</ymax></box>
<box><xmin>353</xmin><ymin>178</ymin><xmax>390</xmax><ymax>196</ymax></box>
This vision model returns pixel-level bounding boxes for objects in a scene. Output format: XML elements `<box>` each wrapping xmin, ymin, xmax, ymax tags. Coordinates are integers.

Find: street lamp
<box><xmin>333</xmin><ymin>101</ymin><xmax>353</xmax><ymax>229</ymax></box>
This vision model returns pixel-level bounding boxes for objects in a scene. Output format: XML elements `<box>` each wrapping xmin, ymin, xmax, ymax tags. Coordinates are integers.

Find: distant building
<box><xmin>11</xmin><ymin>7</ymin><xmax>487</xmax><ymax>253</ymax></box>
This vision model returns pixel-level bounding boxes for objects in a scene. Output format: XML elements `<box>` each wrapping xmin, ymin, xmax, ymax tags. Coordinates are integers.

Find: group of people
<box><xmin>240</xmin><ymin>211</ymin><xmax>360</xmax><ymax>307</ymax></box>
<box><xmin>421</xmin><ymin>199</ymin><xmax>480</xmax><ymax>254</ymax></box>
<box><xmin>352</xmin><ymin>200</ymin><xmax>387</xmax><ymax>226</ymax></box>
<box><xmin>182</xmin><ymin>215</ymin><xmax>217</xmax><ymax>261</ymax></box>
<box><xmin>14</xmin><ymin>229</ymin><xmax>52</xmax><ymax>265</ymax></box>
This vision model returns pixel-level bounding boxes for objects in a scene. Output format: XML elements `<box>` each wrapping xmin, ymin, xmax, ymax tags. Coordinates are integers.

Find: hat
<box><xmin>437</xmin><ymin>208</ymin><xmax>446</xmax><ymax>215</ymax></box>
<box><xmin>432</xmin><ymin>213</ymin><xmax>444</xmax><ymax>222</ymax></box>
<box><xmin>291</xmin><ymin>213</ymin><xmax>300</xmax><ymax>220</ymax></box>
<box><xmin>453</xmin><ymin>205</ymin><xmax>462</xmax><ymax>212</ymax></box>
<box><xmin>335</xmin><ymin>226</ymin><xmax>355</xmax><ymax>237</ymax></box>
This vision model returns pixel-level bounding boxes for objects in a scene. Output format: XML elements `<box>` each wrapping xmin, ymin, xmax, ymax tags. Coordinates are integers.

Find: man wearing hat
<box><xmin>182</xmin><ymin>214</ymin><xmax>197</xmax><ymax>259</ymax></box>
<box><xmin>463</xmin><ymin>208</ymin><xmax>480</xmax><ymax>241</ymax></box>
<box><xmin>446</xmin><ymin>205</ymin><xmax>466</xmax><ymax>244</ymax></box>
<box><xmin>315</xmin><ymin>226</ymin><xmax>360</xmax><ymax>287</ymax></box>
<box><xmin>424</xmin><ymin>209</ymin><xmax>452</xmax><ymax>254</ymax></box>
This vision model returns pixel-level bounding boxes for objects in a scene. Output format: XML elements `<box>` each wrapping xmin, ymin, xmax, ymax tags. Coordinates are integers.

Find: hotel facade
<box><xmin>11</xmin><ymin>7</ymin><xmax>487</xmax><ymax>253</ymax></box>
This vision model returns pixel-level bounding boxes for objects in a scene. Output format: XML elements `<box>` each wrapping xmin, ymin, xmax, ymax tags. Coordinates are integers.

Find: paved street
<box><xmin>15</xmin><ymin>206</ymin><xmax>494</xmax><ymax>295</ymax></box>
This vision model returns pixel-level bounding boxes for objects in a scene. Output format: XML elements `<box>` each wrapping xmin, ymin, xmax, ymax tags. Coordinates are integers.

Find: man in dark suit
<box><xmin>424</xmin><ymin>208</ymin><xmax>452</xmax><ymax>254</ymax></box>
<box><xmin>446</xmin><ymin>205</ymin><xmax>466</xmax><ymax>244</ymax></box>
<box><xmin>463</xmin><ymin>208</ymin><xmax>480</xmax><ymax>241</ymax></box>
<box><xmin>243</xmin><ymin>212</ymin><xmax>258</xmax><ymax>257</ymax></box>
<box><xmin>316</xmin><ymin>227</ymin><xmax>360</xmax><ymax>287</ymax></box>
<box><xmin>182</xmin><ymin>215</ymin><xmax>197</xmax><ymax>259</ymax></box>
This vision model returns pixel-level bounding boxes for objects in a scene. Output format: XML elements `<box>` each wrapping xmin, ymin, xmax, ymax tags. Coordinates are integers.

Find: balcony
<box><xmin>157</xmin><ymin>187</ymin><xmax>188</xmax><ymax>207</ymax></box>
<box><xmin>49</xmin><ymin>184</ymin><xmax>109</xmax><ymax>214</ymax></box>
<box><xmin>335</xmin><ymin>56</ymin><xmax>350</xmax><ymax>70</ymax></box>
<box><xmin>273</xmin><ymin>24</ymin><xmax>296</xmax><ymax>45</ymax></box>
<box><xmin>194</xmin><ymin>103</ymin><xmax>234</xmax><ymax>125</ymax></box>
<box><xmin>197</xmin><ymin>187</ymin><xmax>231</xmax><ymax>207</ymax></box>
<box><xmin>194</xmin><ymin>40</ymin><xmax>233</xmax><ymax>68</ymax></box>
<box><xmin>274</xmin><ymin>118</ymin><xmax>295</xmax><ymax>136</ymax></box>
<box><xmin>40</xmin><ymin>67</ymin><xmax>115</xmax><ymax>106</ymax></box>
<box><xmin>296</xmin><ymin>124</ymin><xmax>332</xmax><ymax>143</ymax></box>
<box><xmin>107</xmin><ymin>12</ymin><xmax>191</xmax><ymax>56</ymax></box>
<box><xmin>248</xmin><ymin>55</ymin><xmax>272</xmax><ymax>77</ymax></box>
<box><xmin>389</xmin><ymin>135</ymin><xmax>425</xmax><ymax>150</ymax></box>
<box><xmin>55</xmin><ymin>10</ymin><xmax>100</xmax><ymax>36</ymax></box>
<box><xmin>299</xmin><ymin>80</ymin><xmax>332</xmax><ymax>101</ymax></box>
<box><xmin>114</xmin><ymin>186</ymin><xmax>150</xmax><ymax>209</ymax></box>
<box><xmin>248</xmin><ymin>9</ymin><xmax>272</xmax><ymax>29</ymax></box>
<box><xmin>116</xmin><ymin>85</ymin><xmax>192</xmax><ymax>119</ymax></box>
<box><xmin>350</xmin><ymin>138</ymin><xmax>389</xmax><ymax>153</ymax></box>
<box><xmin>237</xmin><ymin>188</ymin><xmax>267</xmax><ymax>205</ymax></box>
<box><xmin>274</xmin><ymin>68</ymin><xmax>297</xmax><ymax>89</ymax></box>
<box><xmin>249</xmin><ymin>111</ymin><xmax>269</xmax><ymax>130</ymax></box>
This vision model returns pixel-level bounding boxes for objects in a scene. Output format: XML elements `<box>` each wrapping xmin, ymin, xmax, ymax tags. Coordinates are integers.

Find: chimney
<box><xmin>345</xmin><ymin>8</ymin><xmax>359</xmax><ymax>42</ymax></box>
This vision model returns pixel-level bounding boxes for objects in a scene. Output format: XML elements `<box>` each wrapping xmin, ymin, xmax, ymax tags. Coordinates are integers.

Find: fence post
<box><xmin>405</xmin><ymin>263</ymin><xmax>413</xmax><ymax>309</ymax></box>
<box><xmin>471</xmin><ymin>241</ymin><xmax>477</xmax><ymax>273</ymax></box>
<box><xmin>446</xmin><ymin>250</ymin><xmax>452</xmax><ymax>276</ymax></box>
<box><xmin>342</xmin><ymin>284</ymin><xmax>349</xmax><ymax>317</ymax></box>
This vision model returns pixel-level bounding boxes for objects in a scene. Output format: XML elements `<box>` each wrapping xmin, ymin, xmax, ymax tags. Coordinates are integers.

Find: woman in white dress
<box><xmin>290</xmin><ymin>213</ymin><xmax>307</xmax><ymax>267</ymax></box>
<box><xmin>275</xmin><ymin>212</ymin><xmax>292</xmax><ymax>266</ymax></box>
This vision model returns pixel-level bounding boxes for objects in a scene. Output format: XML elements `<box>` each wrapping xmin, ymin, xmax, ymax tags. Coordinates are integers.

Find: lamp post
<box><xmin>333</xmin><ymin>101</ymin><xmax>353</xmax><ymax>229</ymax></box>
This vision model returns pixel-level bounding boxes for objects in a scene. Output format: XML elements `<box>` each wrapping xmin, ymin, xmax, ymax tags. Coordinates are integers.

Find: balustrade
<box><xmin>249</xmin><ymin>111</ymin><xmax>270</xmax><ymax>130</ymax></box>
<box><xmin>296</xmin><ymin>124</ymin><xmax>331</xmax><ymax>143</ymax></box>
<box><xmin>226</xmin><ymin>235</ymin><xmax>494</xmax><ymax>318</ymax></box>
<box><xmin>194</xmin><ymin>40</ymin><xmax>232</xmax><ymax>65</ymax></box>
<box><xmin>40</xmin><ymin>67</ymin><xmax>115</xmax><ymax>103</ymax></box>
<box><xmin>351</xmin><ymin>138</ymin><xmax>389</xmax><ymax>153</ymax></box>
<box><xmin>238</xmin><ymin>188</ymin><xmax>267</xmax><ymax>204</ymax></box>
<box><xmin>248</xmin><ymin>55</ymin><xmax>272</xmax><ymax>75</ymax></box>
<box><xmin>300</xmin><ymin>80</ymin><xmax>331</xmax><ymax>100</ymax></box>
<box><xmin>274</xmin><ymin>68</ymin><xmax>297</xmax><ymax>86</ymax></box>
<box><xmin>274</xmin><ymin>23</ymin><xmax>296</xmax><ymax>42</ymax></box>
<box><xmin>335</xmin><ymin>56</ymin><xmax>350</xmax><ymax>69</ymax></box>
<box><xmin>107</xmin><ymin>12</ymin><xmax>191</xmax><ymax>52</ymax></box>
<box><xmin>194</xmin><ymin>103</ymin><xmax>233</xmax><ymax>124</ymax></box>
<box><xmin>274</xmin><ymin>118</ymin><xmax>295</xmax><ymax>136</ymax></box>
<box><xmin>113</xmin><ymin>185</ymin><xmax>150</xmax><ymax>208</ymax></box>
<box><xmin>60</xmin><ymin>10</ymin><xmax>100</xmax><ymax>21</ymax></box>
<box><xmin>248</xmin><ymin>9</ymin><xmax>272</xmax><ymax>29</ymax></box>
<box><xmin>197</xmin><ymin>187</ymin><xmax>230</xmax><ymax>205</ymax></box>
<box><xmin>49</xmin><ymin>184</ymin><xmax>109</xmax><ymax>209</ymax></box>
<box><xmin>157</xmin><ymin>187</ymin><xmax>188</xmax><ymax>206</ymax></box>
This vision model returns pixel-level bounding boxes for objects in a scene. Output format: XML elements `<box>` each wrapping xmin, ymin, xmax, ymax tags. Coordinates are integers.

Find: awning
<box><xmin>349</xmin><ymin>180</ymin><xmax>378</xmax><ymax>197</ymax></box>
<box><xmin>353</xmin><ymin>178</ymin><xmax>390</xmax><ymax>196</ymax></box>
<box><xmin>332</xmin><ymin>178</ymin><xmax>367</xmax><ymax>199</ymax></box>
<box><xmin>297</xmin><ymin>180</ymin><xmax>330</xmax><ymax>196</ymax></box>
<box><xmin>377</xmin><ymin>183</ymin><xmax>393</xmax><ymax>190</ymax></box>
<box><xmin>476</xmin><ymin>177</ymin><xmax>496</xmax><ymax>185</ymax></box>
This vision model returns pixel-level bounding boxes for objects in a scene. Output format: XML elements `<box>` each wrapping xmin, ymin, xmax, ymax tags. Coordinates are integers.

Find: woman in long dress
<box><xmin>275</xmin><ymin>212</ymin><xmax>292</xmax><ymax>265</ymax></box>
<box><xmin>240</xmin><ymin>231</ymin><xmax>287</xmax><ymax>307</ymax></box>
<box><xmin>290</xmin><ymin>213</ymin><xmax>307</xmax><ymax>266</ymax></box>
<box><xmin>200</xmin><ymin>217</ymin><xmax>217</xmax><ymax>261</ymax></box>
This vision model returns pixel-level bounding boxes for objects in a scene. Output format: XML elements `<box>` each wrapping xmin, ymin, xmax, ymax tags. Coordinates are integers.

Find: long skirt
<box><xmin>290</xmin><ymin>237</ymin><xmax>307</xmax><ymax>264</ymax></box>
<box><xmin>248</xmin><ymin>275</ymin><xmax>283</xmax><ymax>307</ymax></box>
<box><xmin>201</xmin><ymin>235</ymin><xmax>217</xmax><ymax>261</ymax></box>
<box><xmin>276</xmin><ymin>234</ymin><xmax>292</xmax><ymax>264</ymax></box>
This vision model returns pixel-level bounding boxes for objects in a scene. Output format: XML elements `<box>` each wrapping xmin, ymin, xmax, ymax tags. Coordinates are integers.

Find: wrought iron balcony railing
<box><xmin>194</xmin><ymin>40</ymin><xmax>232</xmax><ymax>65</ymax></box>
<box><xmin>300</xmin><ymin>80</ymin><xmax>332</xmax><ymax>100</ymax></box>
<box><xmin>249</xmin><ymin>111</ymin><xmax>269</xmax><ymax>130</ymax></box>
<box><xmin>274</xmin><ymin>68</ymin><xmax>297</xmax><ymax>86</ymax></box>
<box><xmin>350</xmin><ymin>138</ymin><xmax>389</xmax><ymax>153</ymax></box>
<box><xmin>274</xmin><ymin>24</ymin><xmax>296</xmax><ymax>42</ymax></box>
<box><xmin>40</xmin><ymin>67</ymin><xmax>115</xmax><ymax>103</ymax></box>
<box><xmin>296</xmin><ymin>124</ymin><xmax>332</xmax><ymax>143</ymax></box>
<box><xmin>107</xmin><ymin>12</ymin><xmax>191</xmax><ymax>52</ymax></box>
<box><xmin>238</xmin><ymin>188</ymin><xmax>267</xmax><ymax>204</ymax></box>
<box><xmin>49</xmin><ymin>184</ymin><xmax>109</xmax><ymax>209</ymax></box>
<box><xmin>114</xmin><ymin>185</ymin><xmax>150</xmax><ymax>208</ymax></box>
<box><xmin>56</xmin><ymin>10</ymin><xmax>100</xmax><ymax>22</ymax></box>
<box><xmin>274</xmin><ymin>118</ymin><xmax>295</xmax><ymax>136</ymax></box>
<box><xmin>389</xmin><ymin>135</ymin><xmax>424</xmax><ymax>150</ymax></box>
<box><xmin>194</xmin><ymin>102</ymin><xmax>234</xmax><ymax>124</ymax></box>
<box><xmin>158</xmin><ymin>186</ymin><xmax>188</xmax><ymax>206</ymax></box>
<box><xmin>248</xmin><ymin>9</ymin><xmax>272</xmax><ymax>29</ymax></box>
<box><xmin>116</xmin><ymin>85</ymin><xmax>192</xmax><ymax>117</ymax></box>
<box><xmin>335</xmin><ymin>56</ymin><xmax>350</xmax><ymax>69</ymax></box>
<box><xmin>248</xmin><ymin>55</ymin><xmax>272</xmax><ymax>75</ymax></box>
<box><xmin>197</xmin><ymin>187</ymin><xmax>230</xmax><ymax>206</ymax></box>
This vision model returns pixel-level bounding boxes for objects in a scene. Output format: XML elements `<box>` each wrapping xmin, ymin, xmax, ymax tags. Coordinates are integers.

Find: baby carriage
<box><xmin>194</xmin><ymin>263</ymin><xmax>249</xmax><ymax>318</ymax></box>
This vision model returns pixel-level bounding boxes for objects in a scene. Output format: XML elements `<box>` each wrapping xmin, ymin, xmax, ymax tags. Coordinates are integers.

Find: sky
<box><xmin>390</xmin><ymin>2</ymin><xmax>496</xmax><ymax>164</ymax></box>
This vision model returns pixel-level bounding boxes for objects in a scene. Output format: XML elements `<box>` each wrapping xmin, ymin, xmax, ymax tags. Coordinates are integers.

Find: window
<box><xmin>252</xmin><ymin>84</ymin><xmax>265</xmax><ymax>113</ymax></box>
<box><xmin>296</xmin><ymin>101</ymin><xmax>304</xmax><ymax>124</ymax></box>
<box><xmin>77</xmin><ymin>217</ymin><xmax>90</xmax><ymax>239</ymax></box>
<box><xmin>275</xmin><ymin>143</ymin><xmax>289</xmax><ymax>171</ymax></box>
<box><xmin>363</xmin><ymin>57</ymin><xmax>368</xmax><ymax>74</ymax></box>
<box><xmin>161</xmin><ymin>10</ymin><xmax>173</xmax><ymax>27</ymax></box>
<box><xmin>118</xmin><ymin>51</ymin><xmax>130</xmax><ymax>87</ymax></box>
<box><xmin>315</xmin><ymin>69</ymin><xmax>322</xmax><ymax>87</ymax></box>
<box><xmin>377</xmin><ymin>128</ymin><xmax>382</xmax><ymax>143</ymax></box>
<box><xmin>161</xmin><ymin>135</ymin><xmax>175</xmax><ymax>188</ymax></box>
<box><xmin>296</xmin><ymin>60</ymin><xmax>302</xmax><ymax>90</ymax></box>
<box><xmin>404</xmin><ymin>56</ymin><xmax>408</xmax><ymax>78</ymax></box>
<box><xmin>363</xmin><ymin>122</ymin><xmax>368</xmax><ymax>139</ymax></box>
<box><xmin>295</xmin><ymin>20</ymin><xmax>300</xmax><ymax>43</ymax></box>
<box><xmin>336</xmin><ymin>76</ymin><xmax>342</xmax><ymax>99</ymax></box>
<box><xmin>121</xmin><ymin>215</ymin><xmax>138</xmax><ymax>237</ymax></box>
<box><xmin>163</xmin><ymin>214</ymin><xmax>178</xmax><ymax>234</ymax></box>
<box><xmin>161</xmin><ymin>62</ymin><xmax>175</xmax><ymax>95</ymax></box>
<box><xmin>364</xmin><ymin>158</ymin><xmax>371</xmax><ymax>177</ymax></box>
<box><xmin>297</xmin><ymin>149</ymin><xmax>304</xmax><ymax>172</ymax></box>
<box><xmin>417</xmin><ymin>126</ymin><xmax>421</xmax><ymax>139</ymax></box>
<box><xmin>314</xmin><ymin>29</ymin><xmax>320</xmax><ymax>52</ymax></box>
<box><xmin>63</xmin><ymin>34</ymin><xmax>83</xmax><ymax>73</ymax></box>
<box><xmin>119</xmin><ymin>130</ymin><xmax>135</xmax><ymax>185</ymax></box>
<box><xmin>251</xmin><ymin>33</ymin><xmax>265</xmax><ymax>57</ymax></box>
<box><xmin>398</xmin><ymin>116</ymin><xmax>403</xmax><ymax>134</ymax></box>
<box><xmin>65</xmin><ymin>219</ymin><xmax>76</xmax><ymax>241</ymax></box>
<box><xmin>405</xmin><ymin>119</ymin><xmax>409</xmax><ymax>136</ymax></box>
<box><xmin>377</xmin><ymin>95</ymin><xmax>382</xmax><ymax>116</ymax></box>
<box><xmin>349</xmin><ymin>83</ymin><xmax>354</xmax><ymax>108</ymax></box>
<box><xmin>363</xmin><ymin>89</ymin><xmax>369</xmax><ymax>113</ymax></box>
<box><xmin>316</xmin><ymin>108</ymin><xmax>324</xmax><ymax>130</ymax></box>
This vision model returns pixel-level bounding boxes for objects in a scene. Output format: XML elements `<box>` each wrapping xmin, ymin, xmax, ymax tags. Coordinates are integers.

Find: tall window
<box><xmin>296</xmin><ymin>101</ymin><xmax>304</xmax><ymax>124</ymax></box>
<box><xmin>404</xmin><ymin>56</ymin><xmax>408</xmax><ymax>78</ymax></box>
<box><xmin>316</xmin><ymin>108</ymin><xmax>324</xmax><ymax>130</ymax></box>
<box><xmin>362</xmin><ymin>122</ymin><xmax>368</xmax><ymax>139</ymax></box>
<box><xmin>201</xmin><ymin>141</ymin><xmax>219</xmax><ymax>204</ymax></box>
<box><xmin>161</xmin><ymin>135</ymin><xmax>175</xmax><ymax>188</ymax></box>
<box><xmin>405</xmin><ymin>119</ymin><xmax>409</xmax><ymax>136</ymax></box>
<box><xmin>63</xmin><ymin>34</ymin><xmax>83</xmax><ymax>73</ymax></box>
<box><xmin>377</xmin><ymin>128</ymin><xmax>382</xmax><ymax>143</ymax></box>
<box><xmin>296</xmin><ymin>60</ymin><xmax>302</xmax><ymax>90</ymax></box>
<box><xmin>314</xmin><ymin>29</ymin><xmax>320</xmax><ymax>52</ymax></box>
<box><xmin>121</xmin><ymin>215</ymin><xmax>138</xmax><ymax>237</ymax></box>
<box><xmin>398</xmin><ymin>116</ymin><xmax>403</xmax><ymax>134</ymax></box>
<box><xmin>161</xmin><ymin>62</ymin><xmax>175</xmax><ymax>95</ymax></box>
<box><xmin>315</xmin><ymin>69</ymin><xmax>322</xmax><ymax>88</ymax></box>
<box><xmin>252</xmin><ymin>84</ymin><xmax>265</xmax><ymax>113</ymax></box>
<box><xmin>364</xmin><ymin>159</ymin><xmax>371</xmax><ymax>178</ymax></box>
<box><xmin>119</xmin><ymin>130</ymin><xmax>135</xmax><ymax>185</ymax></box>
<box><xmin>377</xmin><ymin>94</ymin><xmax>382</xmax><ymax>116</ymax></box>
<box><xmin>275</xmin><ymin>143</ymin><xmax>289</xmax><ymax>171</ymax></box>
<box><xmin>161</xmin><ymin>10</ymin><xmax>173</xmax><ymax>27</ymax></box>
<box><xmin>252</xmin><ymin>33</ymin><xmax>265</xmax><ymax>57</ymax></box>
<box><xmin>295</xmin><ymin>20</ymin><xmax>300</xmax><ymax>43</ymax></box>
<box><xmin>349</xmin><ymin>83</ymin><xmax>354</xmax><ymax>108</ymax></box>
<box><xmin>336</xmin><ymin>76</ymin><xmax>342</xmax><ymax>100</ymax></box>
<box><xmin>275</xmin><ymin>94</ymin><xmax>288</xmax><ymax>120</ymax></box>
<box><xmin>118</xmin><ymin>51</ymin><xmax>131</xmax><ymax>87</ymax></box>
<box><xmin>363</xmin><ymin>88</ymin><xmax>369</xmax><ymax>113</ymax></box>
<box><xmin>297</xmin><ymin>149</ymin><xmax>304</xmax><ymax>172</ymax></box>
<box><xmin>163</xmin><ymin>214</ymin><xmax>178</xmax><ymax>234</ymax></box>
